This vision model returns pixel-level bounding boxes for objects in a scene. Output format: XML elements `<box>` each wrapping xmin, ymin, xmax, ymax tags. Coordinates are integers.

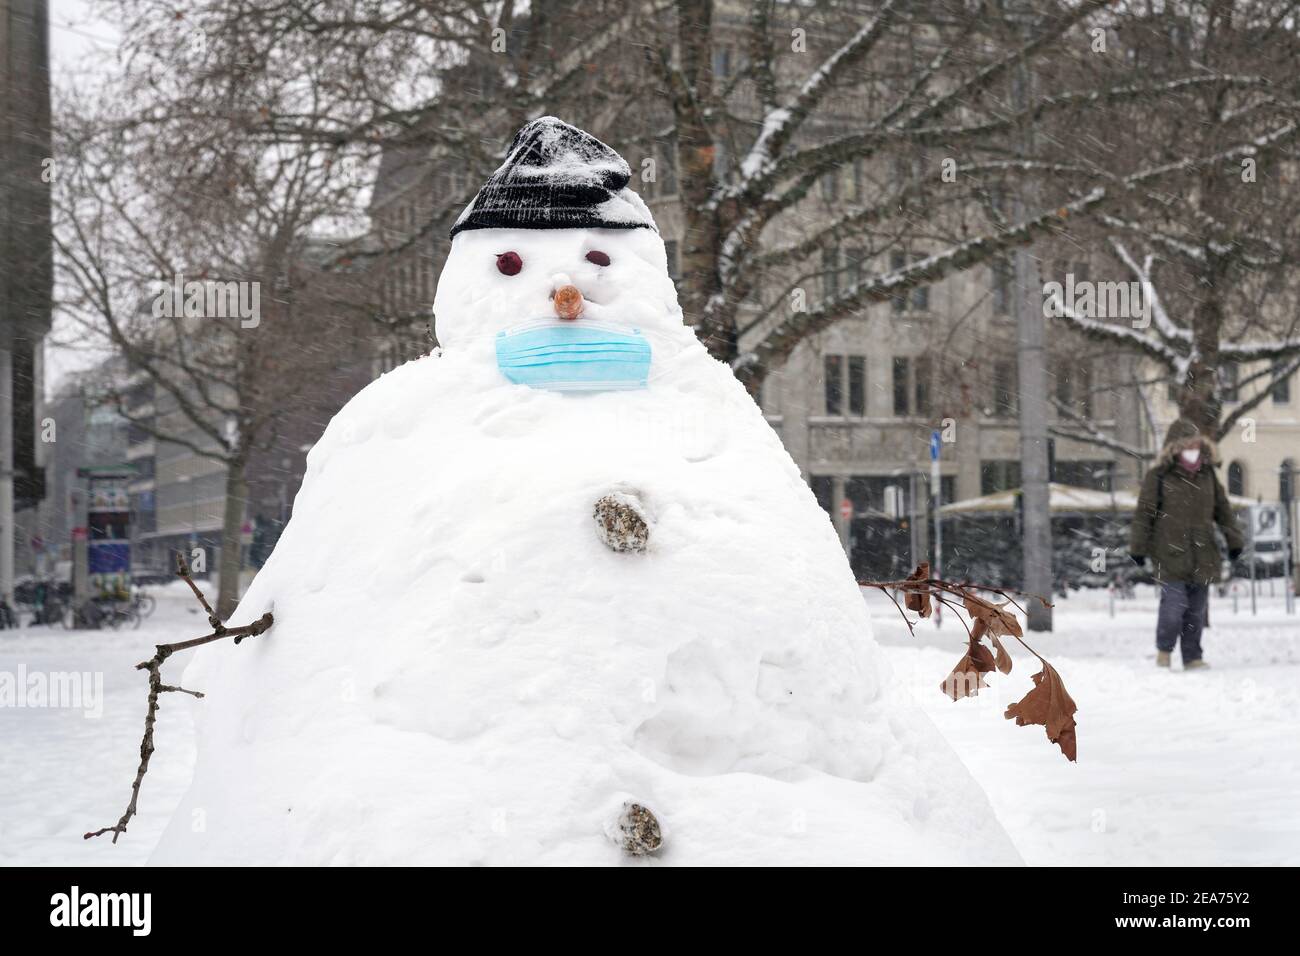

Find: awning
<box><xmin>939</xmin><ymin>482</ymin><xmax>1255</xmax><ymax>515</ymax></box>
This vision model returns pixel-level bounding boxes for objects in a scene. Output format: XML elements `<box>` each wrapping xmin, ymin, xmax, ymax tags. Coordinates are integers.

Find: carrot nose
<box><xmin>553</xmin><ymin>284</ymin><xmax>584</xmax><ymax>320</ymax></box>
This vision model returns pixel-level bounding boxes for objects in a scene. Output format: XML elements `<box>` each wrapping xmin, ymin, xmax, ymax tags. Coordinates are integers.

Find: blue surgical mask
<box><xmin>495</xmin><ymin>321</ymin><xmax>651</xmax><ymax>392</ymax></box>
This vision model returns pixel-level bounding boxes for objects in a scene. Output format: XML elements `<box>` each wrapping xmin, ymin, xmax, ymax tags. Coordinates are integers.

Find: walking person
<box><xmin>1130</xmin><ymin>418</ymin><xmax>1244</xmax><ymax>669</ymax></box>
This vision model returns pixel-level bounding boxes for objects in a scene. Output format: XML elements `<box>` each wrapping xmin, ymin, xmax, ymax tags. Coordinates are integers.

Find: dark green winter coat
<box><xmin>1129</xmin><ymin>419</ymin><xmax>1245</xmax><ymax>585</ymax></box>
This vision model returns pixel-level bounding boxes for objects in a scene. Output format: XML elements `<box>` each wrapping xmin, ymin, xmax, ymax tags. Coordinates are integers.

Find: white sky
<box><xmin>49</xmin><ymin>0</ymin><xmax>119</xmax><ymax>77</ymax></box>
<box><xmin>44</xmin><ymin>1</ymin><xmax>122</xmax><ymax>397</ymax></box>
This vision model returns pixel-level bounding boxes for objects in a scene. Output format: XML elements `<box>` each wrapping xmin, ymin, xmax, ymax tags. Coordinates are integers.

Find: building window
<box><xmin>1052</xmin><ymin>358</ymin><xmax>1069</xmax><ymax>411</ymax></box>
<box><xmin>1282</xmin><ymin>459</ymin><xmax>1296</xmax><ymax>503</ymax></box>
<box><xmin>847</xmin><ymin>475</ymin><xmax>910</xmax><ymax>515</ymax></box>
<box><xmin>1076</xmin><ymin>361</ymin><xmax>1097</xmax><ymax>416</ymax></box>
<box><xmin>848</xmin><ymin>356</ymin><xmax>866</xmax><ymax>416</ymax></box>
<box><xmin>890</xmin><ymin>252</ymin><xmax>906</xmax><ymax>313</ymax></box>
<box><xmin>1221</xmin><ymin>361</ymin><xmax>1239</xmax><ymax>403</ymax></box>
<box><xmin>822</xmin><ymin>247</ymin><xmax>840</xmax><ymax>301</ymax></box>
<box><xmin>992</xmin><ymin>359</ymin><xmax>1018</xmax><ymax>416</ymax></box>
<box><xmin>1271</xmin><ymin>361</ymin><xmax>1291</xmax><ymax>404</ymax></box>
<box><xmin>893</xmin><ymin>357</ymin><xmax>910</xmax><ymax>415</ymax></box>
<box><xmin>980</xmin><ymin>460</ymin><xmax>1021</xmax><ymax>495</ymax></box>
<box><xmin>1227</xmin><ymin>460</ymin><xmax>1245</xmax><ymax>497</ymax></box>
<box><xmin>1053</xmin><ymin>357</ymin><xmax>1093</xmax><ymax>418</ymax></box>
<box><xmin>824</xmin><ymin>354</ymin><xmax>865</xmax><ymax>417</ymax></box>
<box><xmin>662</xmin><ymin>139</ymin><xmax>679</xmax><ymax>196</ymax></box>
<box><xmin>1050</xmin><ymin>257</ymin><xmax>1092</xmax><ymax>283</ymax></box>
<box><xmin>991</xmin><ymin>259</ymin><xmax>1012</xmax><ymax>316</ymax></box>
<box><xmin>915</xmin><ymin>355</ymin><xmax>932</xmax><ymax>417</ymax></box>
<box><xmin>911</xmin><ymin>277</ymin><xmax>930</xmax><ymax>312</ymax></box>
<box><xmin>820</xmin><ymin>169</ymin><xmax>838</xmax><ymax>202</ymax></box>
<box><xmin>843</xmin><ymin>247</ymin><xmax>863</xmax><ymax>291</ymax></box>
<box><xmin>848</xmin><ymin>159</ymin><xmax>864</xmax><ymax>202</ymax></box>
<box><xmin>712</xmin><ymin>45</ymin><xmax>732</xmax><ymax>79</ymax></box>
<box><xmin>889</xmin><ymin>253</ymin><xmax>929</xmax><ymax>313</ymax></box>
<box><xmin>1052</xmin><ymin>460</ymin><xmax>1111</xmax><ymax>491</ymax></box>
<box><xmin>824</xmin><ymin>354</ymin><xmax>844</xmax><ymax>415</ymax></box>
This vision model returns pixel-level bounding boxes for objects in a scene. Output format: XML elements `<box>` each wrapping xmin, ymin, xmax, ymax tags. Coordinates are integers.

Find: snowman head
<box><xmin>433</xmin><ymin>118</ymin><xmax>684</xmax><ymax>351</ymax></box>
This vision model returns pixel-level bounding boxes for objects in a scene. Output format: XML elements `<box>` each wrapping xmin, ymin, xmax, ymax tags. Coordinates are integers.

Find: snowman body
<box><xmin>149</xmin><ymin>122</ymin><xmax>1019</xmax><ymax>865</ymax></box>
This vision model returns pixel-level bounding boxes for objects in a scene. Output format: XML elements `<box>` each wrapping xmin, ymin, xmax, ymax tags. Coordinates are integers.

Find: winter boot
<box><xmin>1184</xmin><ymin>659</ymin><xmax>1210</xmax><ymax>670</ymax></box>
<box><xmin>1156</xmin><ymin>650</ymin><xmax>1171</xmax><ymax>668</ymax></box>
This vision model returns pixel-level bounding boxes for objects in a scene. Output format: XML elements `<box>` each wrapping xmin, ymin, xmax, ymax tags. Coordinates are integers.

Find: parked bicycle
<box><xmin>34</xmin><ymin>595</ymin><xmax>67</xmax><ymax>627</ymax></box>
<box><xmin>63</xmin><ymin>597</ymin><xmax>141</xmax><ymax>630</ymax></box>
<box><xmin>131</xmin><ymin>588</ymin><xmax>156</xmax><ymax>619</ymax></box>
<box><xmin>103</xmin><ymin>600</ymin><xmax>142</xmax><ymax>630</ymax></box>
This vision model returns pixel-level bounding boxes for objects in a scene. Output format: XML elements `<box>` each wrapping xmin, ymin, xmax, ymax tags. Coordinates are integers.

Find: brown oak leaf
<box><xmin>963</xmin><ymin>594</ymin><xmax>1022</xmax><ymax>639</ymax></box>
<box><xmin>1004</xmin><ymin>663</ymin><xmax>1078</xmax><ymax>761</ymax></box>
<box><xmin>940</xmin><ymin>629</ymin><xmax>998</xmax><ymax>702</ymax></box>
<box><xmin>988</xmin><ymin>633</ymin><xmax>1013</xmax><ymax>675</ymax></box>
<box><xmin>904</xmin><ymin>562</ymin><xmax>932</xmax><ymax>618</ymax></box>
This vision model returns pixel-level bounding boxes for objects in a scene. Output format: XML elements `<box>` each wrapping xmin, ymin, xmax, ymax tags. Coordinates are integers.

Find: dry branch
<box><xmin>860</xmin><ymin>563</ymin><xmax>1078</xmax><ymax>761</ymax></box>
<box><xmin>84</xmin><ymin>555</ymin><xmax>273</xmax><ymax>843</ymax></box>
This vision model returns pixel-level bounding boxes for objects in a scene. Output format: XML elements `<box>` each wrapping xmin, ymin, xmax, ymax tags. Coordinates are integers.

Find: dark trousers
<box><xmin>1156</xmin><ymin>582</ymin><xmax>1208</xmax><ymax>663</ymax></box>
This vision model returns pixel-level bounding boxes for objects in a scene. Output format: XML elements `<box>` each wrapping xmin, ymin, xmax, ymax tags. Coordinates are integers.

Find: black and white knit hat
<box><xmin>450</xmin><ymin>117</ymin><xmax>657</xmax><ymax>238</ymax></box>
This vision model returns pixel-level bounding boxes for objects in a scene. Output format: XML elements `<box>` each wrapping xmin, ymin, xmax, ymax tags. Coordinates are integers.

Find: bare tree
<box><xmin>53</xmin><ymin>68</ymin><xmax>372</xmax><ymax>616</ymax></box>
<box><xmin>1042</xmin><ymin>1</ymin><xmax>1300</xmax><ymax>442</ymax></box>
<box><xmin>641</xmin><ymin>0</ymin><xmax>1299</xmax><ymax>394</ymax></box>
<box><xmin>1048</xmin><ymin>240</ymin><xmax>1300</xmax><ymax>445</ymax></box>
<box><xmin>84</xmin><ymin>2</ymin><xmax>1296</xmax><ymax>396</ymax></box>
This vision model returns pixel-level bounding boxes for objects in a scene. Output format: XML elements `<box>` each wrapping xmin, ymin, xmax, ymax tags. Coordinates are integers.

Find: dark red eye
<box><xmin>496</xmin><ymin>251</ymin><xmax>522</xmax><ymax>276</ymax></box>
<box><xmin>585</xmin><ymin>250</ymin><xmax>610</xmax><ymax>266</ymax></box>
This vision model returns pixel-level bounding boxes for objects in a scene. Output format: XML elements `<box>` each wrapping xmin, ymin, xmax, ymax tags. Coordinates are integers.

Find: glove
<box><xmin>1130</xmin><ymin>554</ymin><xmax>1146</xmax><ymax>567</ymax></box>
<box><xmin>1228</xmin><ymin>548</ymin><xmax>1243</xmax><ymax>561</ymax></box>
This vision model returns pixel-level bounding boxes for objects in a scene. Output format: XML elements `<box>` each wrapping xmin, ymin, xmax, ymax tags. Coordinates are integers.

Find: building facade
<box><xmin>2</xmin><ymin>0</ymin><xmax>53</xmax><ymax>600</ymax></box>
<box><xmin>357</xmin><ymin>1</ymin><xmax>1300</xmax><ymax>584</ymax></box>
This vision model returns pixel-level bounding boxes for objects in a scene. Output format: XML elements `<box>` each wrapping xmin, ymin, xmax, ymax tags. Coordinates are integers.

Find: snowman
<box><xmin>149</xmin><ymin>118</ymin><xmax>1020</xmax><ymax>865</ymax></box>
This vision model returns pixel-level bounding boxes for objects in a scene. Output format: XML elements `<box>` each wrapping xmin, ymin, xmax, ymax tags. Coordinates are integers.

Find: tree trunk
<box><xmin>216</xmin><ymin>462</ymin><xmax>248</xmax><ymax>619</ymax></box>
<box><xmin>1180</xmin><ymin>264</ymin><xmax>1225</xmax><ymax>435</ymax></box>
<box><xmin>672</xmin><ymin>0</ymin><xmax>730</xmax><ymax>363</ymax></box>
<box><xmin>1016</xmin><ymin>243</ymin><xmax>1054</xmax><ymax>631</ymax></box>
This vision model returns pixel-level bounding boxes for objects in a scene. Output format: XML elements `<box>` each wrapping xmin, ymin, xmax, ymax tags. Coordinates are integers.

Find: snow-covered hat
<box><xmin>450</xmin><ymin>116</ymin><xmax>657</xmax><ymax>238</ymax></box>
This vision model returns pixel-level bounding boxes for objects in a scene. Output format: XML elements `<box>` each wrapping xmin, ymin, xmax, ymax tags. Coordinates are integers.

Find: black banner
<box><xmin>0</xmin><ymin>866</ymin><xmax>1283</xmax><ymax>943</ymax></box>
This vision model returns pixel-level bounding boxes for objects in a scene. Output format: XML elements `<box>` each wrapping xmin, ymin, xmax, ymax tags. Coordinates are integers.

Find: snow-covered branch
<box><xmin>1106</xmin><ymin>240</ymin><xmax>1190</xmax><ymax>346</ymax></box>
<box><xmin>1216</xmin><ymin>355</ymin><xmax>1300</xmax><ymax>441</ymax></box>
<box><xmin>1048</xmin><ymin>400</ymin><xmax>1154</xmax><ymax>461</ymax></box>
<box><xmin>740</xmin><ymin>188</ymin><xmax>1109</xmax><ymax>380</ymax></box>
<box><xmin>1044</xmin><ymin>289</ymin><xmax>1183</xmax><ymax>369</ymax></box>
<box><xmin>735</xmin><ymin>0</ymin><xmax>899</xmax><ymax>186</ymax></box>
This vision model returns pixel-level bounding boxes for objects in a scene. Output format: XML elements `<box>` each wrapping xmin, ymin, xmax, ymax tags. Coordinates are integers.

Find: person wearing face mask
<box><xmin>1129</xmin><ymin>418</ymin><xmax>1244</xmax><ymax>669</ymax></box>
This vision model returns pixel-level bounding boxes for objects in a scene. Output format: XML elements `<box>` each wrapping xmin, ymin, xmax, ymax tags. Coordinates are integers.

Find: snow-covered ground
<box><xmin>0</xmin><ymin>582</ymin><xmax>204</xmax><ymax>866</ymax></box>
<box><xmin>870</xmin><ymin>582</ymin><xmax>1300</xmax><ymax>866</ymax></box>
<box><xmin>2</xmin><ymin>579</ymin><xmax>1297</xmax><ymax>866</ymax></box>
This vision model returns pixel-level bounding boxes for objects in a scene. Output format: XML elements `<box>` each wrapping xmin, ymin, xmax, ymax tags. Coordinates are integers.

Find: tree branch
<box><xmin>84</xmin><ymin>555</ymin><xmax>273</xmax><ymax>844</ymax></box>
